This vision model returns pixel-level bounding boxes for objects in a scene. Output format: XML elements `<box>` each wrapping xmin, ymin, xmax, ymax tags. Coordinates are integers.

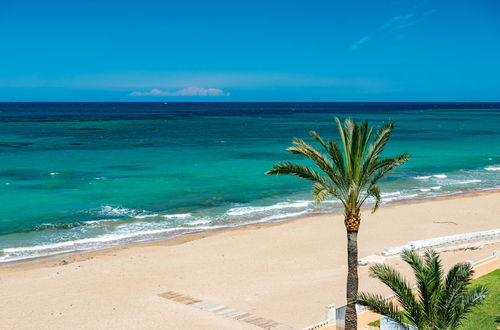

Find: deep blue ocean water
<box><xmin>1</xmin><ymin>102</ymin><xmax>499</xmax><ymax>263</ymax></box>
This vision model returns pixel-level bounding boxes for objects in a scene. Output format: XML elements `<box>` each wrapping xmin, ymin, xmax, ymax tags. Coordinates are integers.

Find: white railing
<box><xmin>471</xmin><ymin>250</ymin><xmax>499</xmax><ymax>266</ymax></box>
<box><xmin>302</xmin><ymin>320</ymin><xmax>329</xmax><ymax>330</ymax></box>
<box><xmin>301</xmin><ymin>304</ymin><xmax>335</xmax><ymax>330</ymax></box>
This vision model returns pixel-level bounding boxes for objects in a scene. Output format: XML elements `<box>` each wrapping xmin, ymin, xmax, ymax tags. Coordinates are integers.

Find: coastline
<box><xmin>2</xmin><ymin>186</ymin><xmax>499</xmax><ymax>268</ymax></box>
<box><xmin>1</xmin><ymin>189</ymin><xmax>499</xmax><ymax>329</ymax></box>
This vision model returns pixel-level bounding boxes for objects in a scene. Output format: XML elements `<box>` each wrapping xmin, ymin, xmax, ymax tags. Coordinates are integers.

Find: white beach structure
<box><xmin>382</xmin><ymin>229</ymin><xmax>500</xmax><ymax>256</ymax></box>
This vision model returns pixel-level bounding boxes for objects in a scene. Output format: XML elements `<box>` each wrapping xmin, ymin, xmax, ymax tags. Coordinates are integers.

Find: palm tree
<box><xmin>353</xmin><ymin>249</ymin><xmax>489</xmax><ymax>329</ymax></box>
<box><xmin>266</xmin><ymin>117</ymin><xmax>410</xmax><ymax>330</ymax></box>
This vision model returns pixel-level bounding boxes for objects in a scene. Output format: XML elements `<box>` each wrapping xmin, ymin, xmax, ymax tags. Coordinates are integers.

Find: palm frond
<box><xmin>287</xmin><ymin>138</ymin><xmax>345</xmax><ymax>189</ymax></box>
<box><xmin>335</xmin><ymin>117</ymin><xmax>351</xmax><ymax>172</ymax></box>
<box><xmin>327</xmin><ymin>139</ymin><xmax>346</xmax><ymax>176</ymax></box>
<box><xmin>369</xmin><ymin>263</ymin><xmax>421</xmax><ymax>324</ymax></box>
<box><xmin>354</xmin><ymin>121</ymin><xmax>373</xmax><ymax>176</ymax></box>
<box><xmin>312</xmin><ymin>182</ymin><xmax>331</xmax><ymax>203</ymax></box>
<box><xmin>368</xmin><ymin>153</ymin><xmax>412</xmax><ymax>186</ymax></box>
<box><xmin>265</xmin><ymin>162</ymin><xmax>329</xmax><ymax>186</ymax></box>
<box><xmin>444</xmin><ymin>262</ymin><xmax>474</xmax><ymax>292</ymax></box>
<box><xmin>309</xmin><ymin>130</ymin><xmax>327</xmax><ymax>149</ymax></box>
<box><xmin>448</xmin><ymin>285</ymin><xmax>489</xmax><ymax>328</ymax></box>
<box><xmin>353</xmin><ymin>292</ymin><xmax>407</xmax><ymax>328</ymax></box>
<box><xmin>401</xmin><ymin>250</ymin><xmax>434</xmax><ymax>323</ymax></box>
<box><xmin>363</xmin><ymin>184</ymin><xmax>381</xmax><ymax>212</ymax></box>
<box><xmin>265</xmin><ymin>162</ymin><xmax>342</xmax><ymax>207</ymax></box>
<box><xmin>441</xmin><ymin>262</ymin><xmax>474</xmax><ymax>315</ymax></box>
<box><xmin>401</xmin><ymin>249</ymin><xmax>426</xmax><ymax>276</ymax></box>
<box><xmin>422</xmin><ymin>250</ymin><xmax>444</xmax><ymax>325</ymax></box>
<box><xmin>364</xmin><ymin>121</ymin><xmax>395</xmax><ymax>166</ymax></box>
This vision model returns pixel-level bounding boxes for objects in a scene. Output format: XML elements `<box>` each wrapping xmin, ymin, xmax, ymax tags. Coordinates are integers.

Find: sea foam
<box><xmin>162</xmin><ymin>213</ymin><xmax>192</xmax><ymax>219</ymax></box>
<box><xmin>226</xmin><ymin>201</ymin><xmax>310</xmax><ymax>216</ymax></box>
<box><xmin>381</xmin><ymin>192</ymin><xmax>401</xmax><ymax>197</ymax></box>
<box><xmin>260</xmin><ymin>210</ymin><xmax>308</xmax><ymax>222</ymax></box>
<box><xmin>134</xmin><ymin>214</ymin><xmax>159</xmax><ymax>219</ymax></box>
<box><xmin>455</xmin><ymin>179</ymin><xmax>481</xmax><ymax>184</ymax></box>
<box><xmin>0</xmin><ymin>223</ymin><xmax>229</xmax><ymax>262</ymax></box>
<box><xmin>0</xmin><ymin>228</ymin><xmax>183</xmax><ymax>260</ymax></box>
<box><xmin>187</xmin><ymin>219</ymin><xmax>211</xmax><ymax>225</ymax></box>
<box><xmin>98</xmin><ymin>205</ymin><xmax>143</xmax><ymax>217</ymax></box>
<box><xmin>97</xmin><ymin>205</ymin><xmax>161</xmax><ymax>219</ymax></box>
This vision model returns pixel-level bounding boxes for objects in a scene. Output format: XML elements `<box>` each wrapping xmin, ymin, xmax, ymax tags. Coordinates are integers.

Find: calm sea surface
<box><xmin>1</xmin><ymin>102</ymin><xmax>499</xmax><ymax>263</ymax></box>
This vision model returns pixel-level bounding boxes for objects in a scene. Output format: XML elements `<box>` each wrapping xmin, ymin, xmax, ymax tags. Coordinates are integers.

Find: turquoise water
<box><xmin>0</xmin><ymin>102</ymin><xmax>499</xmax><ymax>263</ymax></box>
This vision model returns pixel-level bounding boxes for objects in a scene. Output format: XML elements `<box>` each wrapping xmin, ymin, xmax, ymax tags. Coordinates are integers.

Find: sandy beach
<box><xmin>1</xmin><ymin>191</ymin><xmax>499</xmax><ymax>329</ymax></box>
<box><xmin>3</xmin><ymin>1</ymin><xmax>500</xmax><ymax>329</ymax></box>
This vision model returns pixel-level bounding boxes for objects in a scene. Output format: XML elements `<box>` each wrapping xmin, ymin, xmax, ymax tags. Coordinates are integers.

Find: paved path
<box><xmin>159</xmin><ymin>291</ymin><xmax>295</xmax><ymax>330</ymax></box>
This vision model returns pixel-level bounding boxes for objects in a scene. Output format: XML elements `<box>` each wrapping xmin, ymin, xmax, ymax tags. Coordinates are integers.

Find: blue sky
<box><xmin>1</xmin><ymin>0</ymin><xmax>499</xmax><ymax>101</ymax></box>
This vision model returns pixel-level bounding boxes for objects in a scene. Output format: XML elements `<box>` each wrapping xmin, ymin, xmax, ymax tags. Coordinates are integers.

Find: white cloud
<box><xmin>352</xmin><ymin>8</ymin><xmax>436</xmax><ymax>50</ymax></box>
<box><xmin>128</xmin><ymin>87</ymin><xmax>230</xmax><ymax>97</ymax></box>
<box><xmin>381</xmin><ymin>13</ymin><xmax>417</xmax><ymax>31</ymax></box>
<box><xmin>351</xmin><ymin>36</ymin><xmax>370</xmax><ymax>50</ymax></box>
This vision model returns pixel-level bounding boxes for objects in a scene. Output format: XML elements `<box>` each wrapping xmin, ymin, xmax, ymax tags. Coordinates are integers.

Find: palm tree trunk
<box><xmin>344</xmin><ymin>214</ymin><xmax>360</xmax><ymax>330</ymax></box>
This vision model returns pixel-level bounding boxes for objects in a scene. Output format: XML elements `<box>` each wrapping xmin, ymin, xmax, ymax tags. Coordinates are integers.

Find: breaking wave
<box><xmin>226</xmin><ymin>201</ymin><xmax>310</xmax><ymax>216</ymax></box>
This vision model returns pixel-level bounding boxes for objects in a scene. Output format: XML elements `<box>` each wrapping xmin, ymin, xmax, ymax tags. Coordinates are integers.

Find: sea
<box><xmin>0</xmin><ymin>102</ymin><xmax>499</xmax><ymax>264</ymax></box>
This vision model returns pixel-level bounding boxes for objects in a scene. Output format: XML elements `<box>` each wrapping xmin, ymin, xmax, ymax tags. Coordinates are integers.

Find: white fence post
<box><xmin>326</xmin><ymin>304</ymin><xmax>336</xmax><ymax>325</ymax></box>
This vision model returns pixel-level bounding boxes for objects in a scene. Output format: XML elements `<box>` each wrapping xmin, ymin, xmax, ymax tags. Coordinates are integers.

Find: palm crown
<box><xmin>266</xmin><ymin>117</ymin><xmax>410</xmax><ymax>228</ymax></box>
<box><xmin>354</xmin><ymin>249</ymin><xmax>489</xmax><ymax>329</ymax></box>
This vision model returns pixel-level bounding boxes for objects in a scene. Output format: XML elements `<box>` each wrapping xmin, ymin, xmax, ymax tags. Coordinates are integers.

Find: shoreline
<box><xmin>1</xmin><ymin>189</ymin><xmax>499</xmax><ymax>329</ymax></box>
<box><xmin>3</xmin><ymin>187</ymin><xmax>499</xmax><ymax>270</ymax></box>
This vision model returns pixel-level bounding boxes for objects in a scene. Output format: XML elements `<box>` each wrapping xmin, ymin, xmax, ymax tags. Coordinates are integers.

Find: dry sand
<box><xmin>0</xmin><ymin>191</ymin><xmax>499</xmax><ymax>329</ymax></box>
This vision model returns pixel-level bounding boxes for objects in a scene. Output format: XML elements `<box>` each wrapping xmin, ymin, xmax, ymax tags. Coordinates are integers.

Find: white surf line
<box><xmin>159</xmin><ymin>291</ymin><xmax>295</xmax><ymax>330</ymax></box>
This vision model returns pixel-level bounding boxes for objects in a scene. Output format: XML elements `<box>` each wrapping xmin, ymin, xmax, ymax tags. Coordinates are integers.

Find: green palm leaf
<box><xmin>267</xmin><ymin>117</ymin><xmax>410</xmax><ymax>217</ymax></box>
<box><xmin>353</xmin><ymin>249</ymin><xmax>489</xmax><ymax>329</ymax></box>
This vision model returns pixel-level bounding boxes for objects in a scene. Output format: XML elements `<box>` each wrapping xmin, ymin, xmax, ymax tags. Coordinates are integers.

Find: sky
<box><xmin>1</xmin><ymin>0</ymin><xmax>499</xmax><ymax>101</ymax></box>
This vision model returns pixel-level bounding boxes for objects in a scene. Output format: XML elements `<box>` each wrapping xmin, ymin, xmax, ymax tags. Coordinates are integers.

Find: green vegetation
<box><xmin>365</xmin><ymin>267</ymin><xmax>498</xmax><ymax>329</ymax></box>
<box><xmin>266</xmin><ymin>118</ymin><xmax>409</xmax><ymax>330</ymax></box>
<box><xmin>354</xmin><ymin>249</ymin><xmax>489</xmax><ymax>329</ymax></box>
<box><xmin>458</xmin><ymin>268</ymin><xmax>500</xmax><ymax>330</ymax></box>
